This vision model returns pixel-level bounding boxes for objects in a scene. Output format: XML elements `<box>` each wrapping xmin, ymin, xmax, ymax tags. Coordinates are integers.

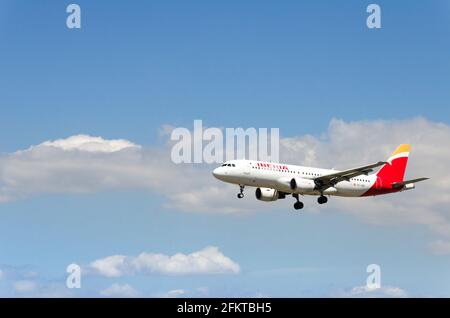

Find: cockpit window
<box><xmin>221</xmin><ymin>164</ymin><xmax>227</xmax><ymax>167</ymax></box>
<box><xmin>222</xmin><ymin>163</ymin><xmax>236</xmax><ymax>167</ymax></box>
<box><xmin>232</xmin><ymin>164</ymin><xmax>236</xmax><ymax>167</ymax></box>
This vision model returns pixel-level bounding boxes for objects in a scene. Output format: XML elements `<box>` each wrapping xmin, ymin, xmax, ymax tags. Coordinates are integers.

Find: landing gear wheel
<box><xmin>318</xmin><ymin>195</ymin><xmax>328</xmax><ymax>204</ymax></box>
<box><xmin>237</xmin><ymin>185</ymin><xmax>245</xmax><ymax>199</ymax></box>
<box><xmin>292</xmin><ymin>194</ymin><xmax>304</xmax><ymax>210</ymax></box>
<box><xmin>294</xmin><ymin>201</ymin><xmax>304</xmax><ymax>210</ymax></box>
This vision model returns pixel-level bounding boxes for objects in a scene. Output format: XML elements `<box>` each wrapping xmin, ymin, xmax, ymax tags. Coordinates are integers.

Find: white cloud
<box><xmin>0</xmin><ymin>266</ymin><xmax>75</xmax><ymax>297</ymax></box>
<box><xmin>272</xmin><ymin>118</ymin><xmax>450</xmax><ymax>252</ymax></box>
<box><xmin>89</xmin><ymin>255</ymin><xmax>127</xmax><ymax>278</ymax></box>
<box><xmin>337</xmin><ymin>285</ymin><xmax>408</xmax><ymax>298</ymax></box>
<box><xmin>153</xmin><ymin>287</ymin><xmax>210</xmax><ymax>298</ymax></box>
<box><xmin>0</xmin><ymin>133</ymin><xmax>233</xmax><ymax>212</ymax></box>
<box><xmin>0</xmin><ymin>134</ymin><xmax>197</xmax><ymax>205</ymax></box>
<box><xmin>280</xmin><ymin>118</ymin><xmax>450</xmax><ymax>242</ymax></box>
<box><xmin>13</xmin><ymin>280</ymin><xmax>37</xmax><ymax>293</ymax></box>
<box><xmin>89</xmin><ymin>246</ymin><xmax>240</xmax><ymax>277</ymax></box>
<box><xmin>38</xmin><ymin>135</ymin><xmax>140</xmax><ymax>153</ymax></box>
<box><xmin>100</xmin><ymin>283</ymin><xmax>139</xmax><ymax>297</ymax></box>
<box><xmin>1</xmin><ymin>118</ymin><xmax>450</xmax><ymax>250</ymax></box>
<box><xmin>156</xmin><ymin>289</ymin><xmax>187</xmax><ymax>298</ymax></box>
<box><xmin>428</xmin><ymin>240</ymin><xmax>450</xmax><ymax>256</ymax></box>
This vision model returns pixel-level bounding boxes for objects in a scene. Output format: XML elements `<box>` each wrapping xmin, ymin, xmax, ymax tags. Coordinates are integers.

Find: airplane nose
<box><xmin>213</xmin><ymin>167</ymin><xmax>227</xmax><ymax>180</ymax></box>
<box><xmin>212</xmin><ymin>167</ymin><xmax>220</xmax><ymax>178</ymax></box>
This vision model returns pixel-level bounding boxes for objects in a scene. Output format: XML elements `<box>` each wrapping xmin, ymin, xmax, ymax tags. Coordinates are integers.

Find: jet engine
<box><xmin>289</xmin><ymin>178</ymin><xmax>316</xmax><ymax>192</ymax></box>
<box><xmin>255</xmin><ymin>187</ymin><xmax>284</xmax><ymax>202</ymax></box>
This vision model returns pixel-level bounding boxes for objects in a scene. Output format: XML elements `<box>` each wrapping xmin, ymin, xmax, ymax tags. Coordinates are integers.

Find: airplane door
<box><xmin>375</xmin><ymin>176</ymin><xmax>382</xmax><ymax>190</ymax></box>
<box><xmin>243</xmin><ymin>162</ymin><xmax>257</xmax><ymax>185</ymax></box>
<box><xmin>243</xmin><ymin>162</ymin><xmax>251</xmax><ymax>175</ymax></box>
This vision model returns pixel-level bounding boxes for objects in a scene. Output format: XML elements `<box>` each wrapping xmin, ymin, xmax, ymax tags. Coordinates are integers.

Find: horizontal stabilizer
<box><xmin>392</xmin><ymin>177</ymin><xmax>429</xmax><ymax>189</ymax></box>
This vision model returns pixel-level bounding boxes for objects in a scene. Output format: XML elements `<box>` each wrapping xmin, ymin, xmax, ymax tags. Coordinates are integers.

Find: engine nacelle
<box><xmin>255</xmin><ymin>187</ymin><xmax>282</xmax><ymax>202</ymax></box>
<box><xmin>289</xmin><ymin>177</ymin><xmax>316</xmax><ymax>192</ymax></box>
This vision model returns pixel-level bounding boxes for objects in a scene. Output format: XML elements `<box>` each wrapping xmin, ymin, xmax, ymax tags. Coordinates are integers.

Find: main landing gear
<box><xmin>317</xmin><ymin>195</ymin><xmax>328</xmax><ymax>205</ymax></box>
<box><xmin>293</xmin><ymin>194</ymin><xmax>304</xmax><ymax>210</ymax></box>
<box><xmin>292</xmin><ymin>194</ymin><xmax>328</xmax><ymax>210</ymax></box>
<box><xmin>237</xmin><ymin>185</ymin><xmax>245</xmax><ymax>199</ymax></box>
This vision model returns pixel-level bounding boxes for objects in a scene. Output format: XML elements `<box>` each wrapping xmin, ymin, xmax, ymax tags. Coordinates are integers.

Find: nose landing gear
<box><xmin>292</xmin><ymin>194</ymin><xmax>304</xmax><ymax>210</ymax></box>
<box><xmin>237</xmin><ymin>185</ymin><xmax>245</xmax><ymax>199</ymax></box>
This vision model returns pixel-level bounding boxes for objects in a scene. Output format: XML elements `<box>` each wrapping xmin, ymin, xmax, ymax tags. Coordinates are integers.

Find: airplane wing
<box><xmin>312</xmin><ymin>161</ymin><xmax>387</xmax><ymax>190</ymax></box>
<box><xmin>392</xmin><ymin>177</ymin><xmax>429</xmax><ymax>189</ymax></box>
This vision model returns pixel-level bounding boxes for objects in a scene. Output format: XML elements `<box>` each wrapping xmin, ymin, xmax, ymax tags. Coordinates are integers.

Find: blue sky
<box><xmin>1</xmin><ymin>0</ymin><xmax>450</xmax><ymax>297</ymax></box>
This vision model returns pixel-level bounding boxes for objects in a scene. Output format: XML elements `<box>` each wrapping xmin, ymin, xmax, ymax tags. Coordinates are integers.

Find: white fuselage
<box><xmin>213</xmin><ymin>160</ymin><xmax>376</xmax><ymax>197</ymax></box>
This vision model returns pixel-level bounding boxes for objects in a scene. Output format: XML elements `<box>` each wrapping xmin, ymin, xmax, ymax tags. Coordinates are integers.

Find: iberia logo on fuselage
<box><xmin>256</xmin><ymin>162</ymin><xmax>289</xmax><ymax>170</ymax></box>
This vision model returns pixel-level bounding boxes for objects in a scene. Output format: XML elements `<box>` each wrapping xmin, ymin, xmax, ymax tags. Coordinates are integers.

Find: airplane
<box><xmin>212</xmin><ymin>144</ymin><xmax>428</xmax><ymax>210</ymax></box>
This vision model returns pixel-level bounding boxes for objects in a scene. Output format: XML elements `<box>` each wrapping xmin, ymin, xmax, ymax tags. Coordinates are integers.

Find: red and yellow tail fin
<box><xmin>388</xmin><ymin>144</ymin><xmax>411</xmax><ymax>161</ymax></box>
<box><xmin>377</xmin><ymin>144</ymin><xmax>411</xmax><ymax>183</ymax></box>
